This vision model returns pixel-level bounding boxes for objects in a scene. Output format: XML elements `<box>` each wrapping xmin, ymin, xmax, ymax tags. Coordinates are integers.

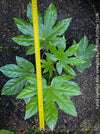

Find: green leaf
<box><xmin>26</xmin><ymin>39</ymin><xmax>44</xmax><ymax>55</ymax></box>
<box><xmin>0</xmin><ymin>57</ymin><xmax>35</xmax><ymax>96</ymax></box>
<box><xmin>43</xmin><ymin>75</ymin><xmax>79</xmax><ymax>129</ymax></box>
<box><xmin>13</xmin><ymin>3</ymin><xmax>71</xmax><ymax>55</ymax></box>
<box><xmin>27</xmin><ymin>3</ymin><xmax>33</xmax><ymax>24</ymax></box>
<box><xmin>65</xmin><ymin>81</ymin><xmax>80</xmax><ymax>89</ymax></box>
<box><xmin>56</xmin><ymin>95</ymin><xmax>77</xmax><ymax>116</ymax></box>
<box><xmin>76</xmin><ymin>64</ymin><xmax>84</xmax><ymax>73</ymax></box>
<box><xmin>63</xmin><ymin>64</ymin><xmax>76</xmax><ymax>76</ymax></box>
<box><xmin>62</xmin><ymin>85</ymin><xmax>81</xmax><ymax>96</ymax></box>
<box><xmin>66</xmin><ymin>57</ymin><xmax>85</xmax><ymax>66</ymax></box>
<box><xmin>75</xmin><ymin>36</ymin><xmax>96</xmax><ymax>72</ymax></box>
<box><xmin>0</xmin><ymin>64</ymin><xmax>25</xmax><ymax>78</ymax></box>
<box><xmin>27</xmin><ymin>3</ymin><xmax>43</xmax><ymax>25</ymax></box>
<box><xmin>65</xmin><ymin>44</ymin><xmax>79</xmax><ymax>57</ymax></box>
<box><xmin>38</xmin><ymin>11</ymin><xmax>43</xmax><ymax>25</ymax></box>
<box><xmin>14</xmin><ymin>75</ymin><xmax>79</xmax><ymax>129</ymax></box>
<box><xmin>85</xmin><ymin>44</ymin><xmax>96</xmax><ymax>58</ymax></box>
<box><xmin>27</xmin><ymin>3</ymin><xmax>43</xmax><ymax>38</ymax></box>
<box><xmin>25</xmin><ymin>76</ymin><xmax>47</xmax><ymax>89</ymax></box>
<box><xmin>83</xmin><ymin>59</ymin><xmax>91</xmax><ymax>68</ymax></box>
<box><xmin>25</xmin><ymin>96</ymin><xmax>38</xmax><ymax>119</ymax></box>
<box><xmin>12</xmin><ymin>35</ymin><xmax>34</xmax><ymax>46</ymax></box>
<box><xmin>44</xmin><ymin>3</ymin><xmax>57</xmax><ymax>36</ymax></box>
<box><xmin>47</xmin><ymin>18</ymin><xmax>72</xmax><ymax>38</ymax></box>
<box><xmin>1</xmin><ymin>78</ymin><xmax>26</xmax><ymax>95</ymax></box>
<box><xmin>24</xmin><ymin>98</ymin><xmax>31</xmax><ymax>104</ymax></box>
<box><xmin>46</xmin><ymin>44</ymin><xmax>80</xmax><ymax>75</ymax></box>
<box><xmin>47</xmin><ymin>37</ymin><xmax>66</xmax><ymax>49</ymax></box>
<box><xmin>46</xmin><ymin>53</ymin><xmax>58</xmax><ymax>62</ymax></box>
<box><xmin>26</xmin><ymin>45</ymin><xmax>35</xmax><ymax>55</ymax></box>
<box><xmin>51</xmin><ymin>76</ymin><xmax>74</xmax><ymax>86</ymax></box>
<box><xmin>44</xmin><ymin>101</ymin><xmax>58</xmax><ymax>130</ymax></box>
<box><xmin>49</xmin><ymin>42</ymin><xmax>57</xmax><ymax>54</ymax></box>
<box><xmin>76</xmin><ymin>59</ymin><xmax>91</xmax><ymax>72</ymax></box>
<box><xmin>17</xmin><ymin>86</ymin><xmax>37</xmax><ymax>99</ymax></box>
<box><xmin>38</xmin><ymin>11</ymin><xmax>44</xmax><ymax>38</ymax></box>
<box><xmin>73</xmin><ymin>40</ymin><xmax>77</xmax><ymax>45</ymax></box>
<box><xmin>41</xmin><ymin>58</ymin><xmax>55</xmax><ymax>76</ymax></box>
<box><xmin>13</xmin><ymin>3</ymin><xmax>44</xmax><ymax>55</ymax></box>
<box><xmin>14</xmin><ymin>18</ymin><xmax>33</xmax><ymax>36</ymax></box>
<box><xmin>78</xmin><ymin>36</ymin><xmax>88</xmax><ymax>51</ymax></box>
<box><xmin>0</xmin><ymin>57</ymin><xmax>35</xmax><ymax>78</ymax></box>
<box><xmin>56</xmin><ymin>61</ymin><xmax>63</xmax><ymax>75</ymax></box>
<box><xmin>25</xmin><ymin>76</ymin><xmax>36</xmax><ymax>85</ymax></box>
<box><xmin>43</xmin><ymin>68</ymin><xmax>49</xmax><ymax>74</ymax></box>
<box><xmin>16</xmin><ymin>56</ymin><xmax>34</xmax><ymax>73</ymax></box>
<box><xmin>0</xmin><ymin>129</ymin><xmax>14</xmax><ymax>134</ymax></box>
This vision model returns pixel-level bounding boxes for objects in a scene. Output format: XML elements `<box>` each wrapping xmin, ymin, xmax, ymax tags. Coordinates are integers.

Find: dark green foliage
<box><xmin>74</xmin><ymin>36</ymin><xmax>96</xmax><ymax>72</ymax></box>
<box><xmin>0</xmin><ymin>2</ymin><xmax>96</xmax><ymax>130</ymax></box>
<box><xmin>12</xmin><ymin>3</ymin><xmax>71</xmax><ymax>55</ymax></box>
<box><xmin>0</xmin><ymin>56</ymin><xmax>34</xmax><ymax>95</ymax></box>
<box><xmin>17</xmin><ymin>75</ymin><xmax>81</xmax><ymax>130</ymax></box>
<box><xmin>45</xmin><ymin>43</ymin><xmax>85</xmax><ymax>76</ymax></box>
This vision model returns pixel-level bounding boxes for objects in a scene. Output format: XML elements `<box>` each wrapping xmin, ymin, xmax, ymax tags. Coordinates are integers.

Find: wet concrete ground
<box><xmin>0</xmin><ymin>0</ymin><xmax>100</xmax><ymax>133</ymax></box>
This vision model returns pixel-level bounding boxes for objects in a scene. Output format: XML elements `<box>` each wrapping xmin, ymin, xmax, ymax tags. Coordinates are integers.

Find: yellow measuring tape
<box><xmin>32</xmin><ymin>0</ymin><xmax>45</xmax><ymax>131</ymax></box>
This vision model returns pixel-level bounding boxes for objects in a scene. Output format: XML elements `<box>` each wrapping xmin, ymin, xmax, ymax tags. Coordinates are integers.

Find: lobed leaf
<box><xmin>44</xmin><ymin>101</ymin><xmax>58</xmax><ymax>130</ymax></box>
<box><xmin>25</xmin><ymin>76</ymin><xmax>47</xmax><ymax>89</ymax></box>
<box><xmin>63</xmin><ymin>64</ymin><xmax>76</xmax><ymax>76</ymax></box>
<box><xmin>46</xmin><ymin>53</ymin><xmax>58</xmax><ymax>62</ymax></box>
<box><xmin>13</xmin><ymin>3</ymin><xmax>71</xmax><ymax>55</ymax></box>
<box><xmin>49</xmin><ymin>43</ymin><xmax>58</xmax><ymax>55</ymax></box>
<box><xmin>56</xmin><ymin>95</ymin><xmax>77</xmax><ymax>116</ymax></box>
<box><xmin>76</xmin><ymin>59</ymin><xmax>91</xmax><ymax>72</ymax></box>
<box><xmin>43</xmin><ymin>76</ymin><xmax>80</xmax><ymax>128</ymax></box>
<box><xmin>16</xmin><ymin>56</ymin><xmax>34</xmax><ymax>73</ymax></box>
<box><xmin>47</xmin><ymin>18</ymin><xmax>72</xmax><ymax>38</ymax></box>
<box><xmin>62</xmin><ymin>85</ymin><xmax>81</xmax><ymax>96</ymax></box>
<box><xmin>47</xmin><ymin>37</ymin><xmax>66</xmax><ymax>49</ymax></box>
<box><xmin>65</xmin><ymin>44</ymin><xmax>79</xmax><ymax>57</ymax></box>
<box><xmin>0</xmin><ymin>56</ymin><xmax>35</xmax><ymax>96</ymax></box>
<box><xmin>1</xmin><ymin>78</ymin><xmax>26</xmax><ymax>95</ymax></box>
<box><xmin>25</xmin><ymin>96</ymin><xmax>38</xmax><ymax>119</ymax></box>
<box><xmin>14</xmin><ymin>18</ymin><xmax>33</xmax><ymax>36</ymax></box>
<box><xmin>0</xmin><ymin>64</ymin><xmax>26</xmax><ymax>78</ymax></box>
<box><xmin>17</xmin><ymin>86</ymin><xmax>37</xmax><ymax>99</ymax></box>
<box><xmin>41</xmin><ymin>58</ymin><xmax>55</xmax><ymax>76</ymax></box>
<box><xmin>25</xmin><ymin>76</ymin><xmax>37</xmax><ymax>85</ymax></box>
<box><xmin>51</xmin><ymin>76</ymin><xmax>74</xmax><ymax>86</ymax></box>
<box><xmin>66</xmin><ymin>57</ymin><xmax>85</xmax><ymax>66</ymax></box>
<box><xmin>85</xmin><ymin>44</ymin><xmax>96</xmax><ymax>58</ymax></box>
<box><xmin>0</xmin><ymin>57</ymin><xmax>35</xmax><ymax>78</ymax></box>
<box><xmin>12</xmin><ymin>35</ymin><xmax>34</xmax><ymax>46</ymax></box>
<box><xmin>78</xmin><ymin>36</ymin><xmax>88</xmax><ymax>51</ymax></box>
<box><xmin>75</xmin><ymin>36</ymin><xmax>96</xmax><ymax>72</ymax></box>
<box><xmin>46</xmin><ymin>42</ymin><xmax>83</xmax><ymax>75</ymax></box>
<box><xmin>26</xmin><ymin>45</ymin><xmax>35</xmax><ymax>55</ymax></box>
<box><xmin>27</xmin><ymin>3</ymin><xmax>33</xmax><ymax>24</ymax></box>
<box><xmin>44</xmin><ymin>3</ymin><xmax>57</xmax><ymax>36</ymax></box>
<box><xmin>12</xmin><ymin>75</ymin><xmax>80</xmax><ymax>129</ymax></box>
<box><xmin>56</xmin><ymin>61</ymin><xmax>63</xmax><ymax>75</ymax></box>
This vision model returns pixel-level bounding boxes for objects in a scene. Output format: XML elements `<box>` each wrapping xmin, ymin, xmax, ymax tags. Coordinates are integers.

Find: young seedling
<box><xmin>0</xmin><ymin>3</ymin><xmax>96</xmax><ymax>130</ymax></box>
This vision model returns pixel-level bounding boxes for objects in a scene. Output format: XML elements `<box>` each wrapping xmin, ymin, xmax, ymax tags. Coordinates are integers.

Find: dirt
<box><xmin>0</xmin><ymin>0</ymin><xmax>100</xmax><ymax>133</ymax></box>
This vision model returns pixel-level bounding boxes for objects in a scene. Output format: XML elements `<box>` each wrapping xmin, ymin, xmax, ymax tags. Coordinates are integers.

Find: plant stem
<box><xmin>55</xmin><ymin>70</ymin><xmax>57</xmax><ymax>76</ymax></box>
<box><xmin>48</xmin><ymin>74</ymin><xmax>51</xmax><ymax>86</ymax></box>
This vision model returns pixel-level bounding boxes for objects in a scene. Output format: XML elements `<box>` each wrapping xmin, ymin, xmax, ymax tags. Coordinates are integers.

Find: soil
<box><xmin>0</xmin><ymin>0</ymin><xmax>100</xmax><ymax>133</ymax></box>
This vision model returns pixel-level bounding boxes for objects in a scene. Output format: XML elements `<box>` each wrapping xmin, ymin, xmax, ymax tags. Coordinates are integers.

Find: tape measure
<box><xmin>32</xmin><ymin>0</ymin><xmax>45</xmax><ymax>131</ymax></box>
